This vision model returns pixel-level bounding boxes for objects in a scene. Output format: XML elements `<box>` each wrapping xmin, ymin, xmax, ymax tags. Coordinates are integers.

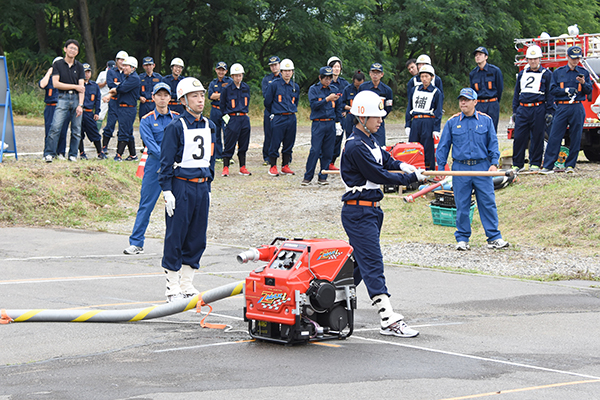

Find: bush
<box><xmin>11</xmin><ymin>87</ymin><xmax>45</xmax><ymax>116</ymax></box>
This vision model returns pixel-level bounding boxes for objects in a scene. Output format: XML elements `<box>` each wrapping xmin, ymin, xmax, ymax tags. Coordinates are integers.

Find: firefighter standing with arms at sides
<box><xmin>511</xmin><ymin>45</ymin><xmax>554</xmax><ymax>172</ymax></box>
<box><xmin>406</xmin><ymin>65</ymin><xmax>443</xmax><ymax>170</ymax></box>
<box><xmin>341</xmin><ymin>90</ymin><xmax>425</xmax><ymax>337</ymax></box>
<box><xmin>540</xmin><ymin>45</ymin><xmax>591</xmax><ymax>174</ymax></box>
<box><xmin>220</xmin><ymin>63</ymin><xmax>252</xmax><ymax>177</ymax></box>
<box><xmin>261</xmin><ymin>56</ymin><xmax>281</xmax><ymax>165</ymax></box>
<box><xmin>359</xmin><ymin>63</ymin><xmax>393</xmax><ymax>146</ymax></box>
<box><xmin>162</xmin><ymin>57</ymin><xmax>186</xmax><ymax>115</ymax></box>
<box><xmin>341</xmin><ymin>71</ymin><xmax>365</xmax><ymax>143</ymax></box>
<box><xmin>328</xmin><ymin>56</ymin><xmax>350</xmax><ymax>171</ymax></box>
<box><xmin>436</xmin><ymin>88</ymin><xmax>509</xmax><ymax>251</ymax></box>
<box><xmin>138</xmin><ymin>57</ymin><xmax>162</xmax><ymax>121</ymax></box>
<box><xmin>470</xmin><ymin>46</ymin><xmax>504</xmax><ymax>133</ymax></box>
<box><xmin>264</xmin><ymin>58</ymin><xmax>299</xmax><ymax>176</ymax></box>
<box><xmin>102</xmin><ymin>50</ymin><xmax>128</xmax><ymax>155</ymax></box>
<box><xmin>159</xmin><ymin>77</ymin><xmax>216</xmax><ymax>302</ymax></box>
<box><xmin>124</xmin><ymin>83</ymin><xmax>178</xmax><ymax>255</ymax></box>
<box><xmin>78</xmin><ymin>63</ymin><xmax>103</xmax><ymax>160</ymax></box>
<box><xmin>208</xmin><ymin>61</ymin><xmax>233</xmax><ymax>162</ymax></box>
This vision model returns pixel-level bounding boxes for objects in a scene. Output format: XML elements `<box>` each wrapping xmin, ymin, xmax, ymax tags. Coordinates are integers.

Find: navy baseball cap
<box><xmin>320</xmin><ymin>66</ymin><xmax>333</xmax><ymax>76</ymax></box>
<box><xmin>370</xmin><ymin>63</ymin><xmax>383</xmax><ymax>72</ymax></box>
<box><xmin>107</xmin><ymin>60</ymin><xmax>116</xmax><ymax>68</ymax></box>
<box><xmin>268</xmin><ymin>56</ymin><xmax>280</xmax><ymax>65</ymax></box>
<box><xmin>473</xmin><ymin>46</ymin><xmax>489</xmax><ymax>56</ymax></box>
<box><xmin>458</xmin><ymin>88</ymin><xmax>478</xmax><ymax>100</ymax></box>
<box><xmin>83</xmin><ymin>63</ymin><xmax>91</xmax><ymax>72</ymax></box>
<box><xmin>152</xmin><ymin>82</ymin><xmax>171</xmax><ymax>95</ymax></box>
<box><xmin>216</xmin><ymin>61</ymin><xmax>227</xmax><ymax>70</ymax></box>
<box><xmin>567</xmin><ymin>46</ymin><xmax>583</xmax><ymax>58</ymax></box>
<box><xmin>143</xmin><ymin>57</ymin><xmax>154</xmax><ymax>65</ymax></box>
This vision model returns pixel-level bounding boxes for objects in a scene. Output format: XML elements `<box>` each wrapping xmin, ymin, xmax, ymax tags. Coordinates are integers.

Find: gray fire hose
<box><xmin>1</xmin><ymin>281</ymin><xmax>244</xmax><ymax>324</ymax></box>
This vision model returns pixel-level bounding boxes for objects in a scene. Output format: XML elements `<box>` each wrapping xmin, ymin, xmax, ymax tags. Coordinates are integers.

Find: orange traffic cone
<box><xmin>136</xmin><ymin>147</ymin><xmax>148</xmax><ymax>178</ymax></box>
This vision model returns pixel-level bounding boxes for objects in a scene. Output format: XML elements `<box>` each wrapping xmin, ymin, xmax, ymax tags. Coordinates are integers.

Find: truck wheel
<box><xmin>583</xmin><ymin>145</ymin><xmax>600</xmax><ymax>162</ymax></box>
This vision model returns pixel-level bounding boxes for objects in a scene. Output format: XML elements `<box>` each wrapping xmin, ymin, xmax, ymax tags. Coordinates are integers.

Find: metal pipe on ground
<box><xmin>1</xmin><ymin>281</ymin><xmax>244</xmax><ymax>324</ymax></box>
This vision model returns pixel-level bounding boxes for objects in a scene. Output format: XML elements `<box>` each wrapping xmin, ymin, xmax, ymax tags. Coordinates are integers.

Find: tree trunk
<box><xmin>79</xmin><ymin>0</ymin><xmax>97</xmax><ymax>75</ymax></box>
<box><xmin>35</xmin><ymin>1</ymin><xmax>49</xmax><ymax>54</ymax></box>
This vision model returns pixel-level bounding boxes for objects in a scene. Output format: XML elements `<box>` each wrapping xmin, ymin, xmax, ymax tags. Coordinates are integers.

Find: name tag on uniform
<box><xmin>412</xmin><ymin>91</ymin><xmax>434</xmax><ymax>113</ymax></box>
<box><xmin>153</xmin><ymin>78</ymin><xmax>160</xmax><ymax>82</ymax></box>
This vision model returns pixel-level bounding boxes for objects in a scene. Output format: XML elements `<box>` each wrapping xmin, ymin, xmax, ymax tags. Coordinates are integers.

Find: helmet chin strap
<box><xmin>357</xmin><ymin>116</ymin><xmax>372</xmax><ymax>135</ymax></box>
<box><xmin>184</xmin><ymin>94</ymin><xmax>202</xmax><ymax>119</ymax></box>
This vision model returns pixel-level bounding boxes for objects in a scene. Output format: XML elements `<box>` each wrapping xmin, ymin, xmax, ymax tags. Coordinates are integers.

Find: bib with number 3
<box><xmin>180</xmin><ymin>118</ymin><xmax>211</xmax><ymax>168</ymax></box>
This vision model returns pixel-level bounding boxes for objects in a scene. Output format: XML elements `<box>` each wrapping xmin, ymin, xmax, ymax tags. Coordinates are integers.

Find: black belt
<box><xmin>453</xmin><ymin>158</ymin><xmax>486</xmax><ymax>166</ymax></box>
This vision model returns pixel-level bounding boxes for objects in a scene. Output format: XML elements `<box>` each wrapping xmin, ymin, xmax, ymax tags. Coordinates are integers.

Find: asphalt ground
<box><xmin>1</xmin><ymin>227</ymin><xmax>600</xmax><ymax>399</ymax></box>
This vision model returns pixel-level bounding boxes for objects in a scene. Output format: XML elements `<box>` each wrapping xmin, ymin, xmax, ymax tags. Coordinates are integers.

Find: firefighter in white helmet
<box><xmin>101</xmin><ymin>50</ymin><xmax>129</xmax><ymax>155</ymax></box>
<box><xmin>162</xmin><ymin>57</ymin><xmax>186</xmax><ymax>114</ymax></box>
<box><xmin>405</xmin><ymin>64</ymin><xmax>443</xmax><ymax>170</ymax></box>
<box><xmin>511</xmin><ymin>44</ymin><xmax>554</xmax><ymax>172</ymax></box>
<box><xmin>327</xmin><ymin>56</ymin><xmax>350</xmax><ymax>170</ymax></box>
<box><xmin>407</xmin><ymin>54</ymin><xmax>444</xmax><ymax>98</ymax></box>
<box><xmin>340</xmin><ymin>90</ymin><xmax>425</xmax><ymax>338</ymax></box>
<box><xmin>220</xmin><ymin>63</ymin><xmax>252</xmax><ymax>176</ymax></box>
<box><xmin>158</xmin><ymin>77</ymin><xmax>216</xmax><ymax>302</ymax></box>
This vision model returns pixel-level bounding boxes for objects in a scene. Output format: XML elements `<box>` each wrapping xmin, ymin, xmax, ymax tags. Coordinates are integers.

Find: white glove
<box><xmin>335</xmin><ymin>122</ymin><xmax>343</xmax><ymax>136</ymax></box>
<box><xmin>400</xmin><ymin>163</ymin><xmax>417</xmax><ymax>173</ymax></box>
<box><xmin>433</xmin><ymin>131</ymin><xmax>441</xmax><ymax>140</ymax></box>
<box><xmin>270</xmin><ymin>114</ymin><xmax>274</xmax><ymax>120</ymax></box>
<box><xmin>163</xmin><ymin>190</ymin><xmax>175</xmax><ymax>217</ymax></box>
<box><xmin>415</xmin><ymin>168</ymin><xmax>427</xmax><ymax>182</ymax></box>
<box><xmin>405</xmin><ymin>127</ymin><xmax>411</xmax><ymax>136</ymax></box>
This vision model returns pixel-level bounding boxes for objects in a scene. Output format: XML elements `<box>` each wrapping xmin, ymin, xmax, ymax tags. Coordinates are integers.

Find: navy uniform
<box><xmin>263</xmin><ymin>58</ymin><xmax>299</xmax><ymax>174</ymax></box>
<box><xmin>511</xmin><ymin>46</ymin><xmax>554</xmax><ymax>170</ymax></box>
<box><xmin>303</xmin><ymin>66</ymin><xmax>343</xmax><ymax>185</ymax></box>
<box><xmin>341</xmin><ymin>75</ymin><xmax>364</xmax><ymax>138</ymax></box>
<box><xmin>159</xmin><ymin>103</ymin><xmax>216</xmax><ymax>295</ymax></box>
<box><xmin>138</xmin><ymin>57</ymin><xmax>162</xmax><ymax>120</ymax></box>
<box><xmin>406</xmin><ymin>66</ymin><xmax>443</xmax><ymax>170</ymax></box>
<box><xmin>341</xmin><ymin>90</ymin><xmax>422</xmax><ymax>338</ymax></box>
<box><xmin>359</xmin><ymin>63</ymin><xmax>393</xmax><ymax>146</ymax></box>
<box><xmin>542</xmin><ymin>46</ymin><xmax>592</xmax><ymax>173</ymax></box>
<box><xmin>78</xmin><ymin>63</ymin><xmax>103</xmax><ymax>159</ymax></box>
<box><xmin>436</xmin><ymin>88</ymin><xmax>507</xmax><ymax>249</ymax></box>
<box><xmin>330</xmin><ymin>75</ymin><xmax>350</xmax><ymax>168</ymax></box>
<box><xmin>208</xmin><ymin>61</ymin><xmax>233</xmax><ymax>160</ymax></box>
<box><xmin>128</xmin><ymin>83</ymin><xmax>178</xmax><ymax>252</ymax></box>
<box><xmin>102</xmin><ymin>51</ymin><xmax>128</xmax><ymax>153</ymax></box>
<box><xmin>162</xmin><ymin>58</ymin><xmax>186</xmax><ymax>115</ymax></box>
<box><xmin>114</xmin><ymin>57</ymin><xmax>141</xmax><ymax>160</ymax></box>
<box><xmin>261</xmin><ymin>56</ymin><xmax>281</xmax><ymax>164</ymax></box>
<box><xmin>470</xmin><ymin>46</ymin><xmax>504</xmax><ymax>133</ymax></box>
<box><xmin>39</xmin><ymin>59</ymin><xmax>69</xmax><ymax>157</ymax></box>
<box><xmin>220</xmin><ymin>63</ymin><xmax>252</xmax><ymax>174</ymax></box>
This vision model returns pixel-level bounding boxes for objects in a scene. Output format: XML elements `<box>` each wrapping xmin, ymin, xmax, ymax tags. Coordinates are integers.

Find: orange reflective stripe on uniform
<box><xmin>231</xmin><ymin>99</ymin><xmax>235</xmax><ymax>108</ymax></box>
<box><xmin>278</xmin><ymin>95</ymin><xmax>282</xmax><ymax>102</ymax></box>
<box><xmin>488</xmin><ymin>81</ymin><xmax>492</xmax><ymax>90</ymax></box>
<box><xmin>48</xmin><ymin>89</ymin><xmax>53</xmax><ymax>96</ymax></box>
<box><xmin>474</xmin><ymin>83</ymin><xmax>479</xmax><ymax>91</ymax></box>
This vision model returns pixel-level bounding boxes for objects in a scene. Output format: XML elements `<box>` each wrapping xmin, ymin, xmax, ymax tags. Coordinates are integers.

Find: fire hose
<box><xmin>0</xmin><ymin>280</ymin><xmax>244</xmax><ymax>324</ymax></box>
<box><xmin>321</xmin><ymin>170</ymin><xmax>514</xmax><ymax>177</ymax></box>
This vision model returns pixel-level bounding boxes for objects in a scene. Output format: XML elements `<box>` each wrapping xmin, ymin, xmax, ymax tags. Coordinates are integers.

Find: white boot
<box><xmin>180</xmin><ymin>265</ymin><xmax>200</xmax><ymax>297</ymax></box>
<box><xmin>164</xmin><ymin>268</ymin><xmax>183</xmax><ymax>302</ymax></box>
<box><xmin>372</xmin><ymin>294</ymin><xmax>419</xmax><ymax>338</ymax></box>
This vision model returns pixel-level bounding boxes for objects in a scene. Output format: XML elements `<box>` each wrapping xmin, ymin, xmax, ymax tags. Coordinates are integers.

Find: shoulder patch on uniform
<box><xmin>476</xmin><ymin>110</ymin><xmax>491</xmax><ymax>119</ymax></box>
<box><xmin>141</xmin><ymin>111</ymin><xmax>154</xmax><ymax>119</ymax></box>
<box><xmin>172</xmin><ymin>111</ymin><xmax>180</xmax><ymax>115</ymax></box>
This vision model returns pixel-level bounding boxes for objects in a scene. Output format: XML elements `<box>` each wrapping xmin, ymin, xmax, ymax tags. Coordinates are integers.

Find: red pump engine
<box><xmin>241</xmin><ymin>237</ymin><xmax>356</xmax><ymax>345</ymax></box>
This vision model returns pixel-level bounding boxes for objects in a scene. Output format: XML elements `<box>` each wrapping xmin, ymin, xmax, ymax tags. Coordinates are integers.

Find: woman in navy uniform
<box><xmin>162</xmin><ymin>58</ymin><xmax>186</xmax><ymax>115</ymax></box>
<box><xmin>328</xmin><ymin>56</ymin><xmax>350</xmax><ymax>170</ymax></box>
<box><xmin>159</xmin><ymin>77</ymin><xmax>216</xmax><ymax>302</ymax></box>
<box><xmin>341</xmin><ymin>90</ymin><xmax>425</xmax><ymax>337</ymax></box>
<box><xmin>78</xmin><ymin>63</ymin><xmax>103</xmax><ymax>159</ymax></box>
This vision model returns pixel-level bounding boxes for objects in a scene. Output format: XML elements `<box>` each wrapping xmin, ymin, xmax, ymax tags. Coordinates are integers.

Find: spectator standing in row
<box><xmin>328</xmin><ymin>56</ymin><xmax>350</xmax><ymax>170</ymax></box>
<box><xmin>407</xmin><ymin>54</ymin><xmax>444</xmax><ymax>95</ymax></box>
<box><xmin>208</xmin><ymin>61</ymin><xmax>232</xmax><ymax>161</ymax></box>
<box><xmin>341</xmin><ymin>71</ymin><xmax>365</xmax><ymax>141</ymax></box>
<box><xmin>359</xmin><ymin>63</ymin><xmax>393</xmax><ymax>146</ymax></box>
<box><xmin>102</xmin><ymin>50</ymin><xmax>128</xmax><ymax>155</ymax></box>
<box><xmin>261</xmin><ymin>56</ymin><xmax>281</xmax><ymax>165</ymax></box>
<box><xmin>43</xmin><ymin>39</ymin><xmax>85</xmax><ymax>163</ymax></box>
<box><xmin>39</xmin><ymin>56</ymin><xmax>69</xmax><ymax>159</ymax></box>
<box><xmin>470</xmin><ymin>46</ymin><xmax>504</xmax><ymax>133</ymax></box>
<box><xmin>78</xmin><ymin>63</ymin><xmax>104</xmax><ymax>160</ymax></box>
<box><xmin>138</xmin><ymin>57</ymin><xmax>162</xmax><ymax>121</ymax></box>
<box><xmin>163</xmin><ymin>58</ymin><xmax>186</xmax><ymax>115</ymax></box>
<box><xmin>96</xmin><ymin>60</ymin><xmax>115</xmax><ymax>130</ymax></box>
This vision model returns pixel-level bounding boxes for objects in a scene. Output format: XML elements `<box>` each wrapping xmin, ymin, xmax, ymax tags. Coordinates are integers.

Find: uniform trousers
<box><xmin>223</xmin><ymin>115</ymin><xmax>251</xmax><ymax>160</ymax></box>
<box><xmin>116</xmin><ymin>106</ymin><xmax>136</xmax><ymax>142</ymax></box>
<box><xmin>543</xmin><ymin>103</ymin><xmax>584</xmax><ymax>169</ymax></box>
<box><xmin>268</xmin><ymin>114</ymin><xmax>296</xmax><ymax>162</ymax></box>
<box><xmin>262</xmin><ymin>109</ymin><xmax>273</xmax><ymax>162</ymax></box>
<box><xmin>129</xmin><ymin>156</ymin><xmax>161</xmax><ymax>248</ymax></box>
<box><xmin>304</xmin><ymin>120</ymin><xmax>335</xmax><ymax>181</ymax></box>
<box><xmin>209</xmin><ymin>106</ymin><xmax>224</xmax><ymax>159</ymax></box>
<box><xmin>138</xmin><ymin>101</ymin><xmax>154</xmax><ymax>121</ymax></box>
<box><xmin>408</xmin><ymin>117</ymin><xmax>435</xmax><ymax>170</ymax></box>
<box><xmin>81</xmin><ymin>111</ymin><xmax>101</xmax><ymax>143</ymax></box>
<box><xmin>103</xmin><ymin>99</ymin><xmax>119</xmax><ymax>140</ymax></box>
<box><xmin>475</xmin><ymin>101</ymin><xmax>500</xmax><ymax>134</ymax></box>
<box><xmin>513</xmin><ymin>104</ymin><xmax>546</xmax><ymax>168</ymax></box>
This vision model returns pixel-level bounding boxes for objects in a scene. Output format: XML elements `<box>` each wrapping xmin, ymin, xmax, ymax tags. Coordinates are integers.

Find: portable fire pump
<box><xmin>508</xmin><ymin>32</ymin><xmax>600</xmax><ymax>161</ymax></box>
<box><xmin>240</xmin><ymin>237</ymin><xmax>356</xmax><ymax>345</ymax></box>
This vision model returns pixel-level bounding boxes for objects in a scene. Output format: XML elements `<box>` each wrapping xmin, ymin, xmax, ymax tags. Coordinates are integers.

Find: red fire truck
<box><xmin>507</xmin><ymin>33</ymin><xmax>600</xmax><ymax>162</ymax></box>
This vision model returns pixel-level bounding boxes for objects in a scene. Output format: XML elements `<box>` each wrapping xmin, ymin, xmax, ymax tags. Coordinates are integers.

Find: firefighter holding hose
<box><xmin>340</xmin><ymin>90</ymin><xmax>426</xmax><ymax>338</ymax></box>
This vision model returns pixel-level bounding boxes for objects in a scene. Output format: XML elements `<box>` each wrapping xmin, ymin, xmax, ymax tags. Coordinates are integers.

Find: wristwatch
<box><xmin>78</xmin><ymin>104</ymin><xmax>83</xmax><ymax>107</ymax></box>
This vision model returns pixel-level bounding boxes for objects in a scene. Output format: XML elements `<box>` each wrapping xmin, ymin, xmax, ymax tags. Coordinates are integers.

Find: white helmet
<box><xmin>123</xmin><ymin>56</ymin><xmax>138</xmax><ymax>69</ymax></box>
<box><xmin>280</xmin><ymin>59</ymin><xmax>295</xmax><ymax>70</ymax></box>
<box><xmin>526</xmin><ymin>45</ymin><xmax>543</xmax><ymax>59</ymax></box>
<box><xmin>419</xmin><ymin>64</ymin><xmax>435</xmax><ymax>76</ymax></box>
<box><xmin>116</xmin><ymin>50</ymin><xmax>129</xmax><ymax>60</ymax></box>
<box><xmin>52</xmin><ymin>56</ymin><xmax>63</xmax><ymax>64</ymax></box>
<box><xmin>230</xmin><ymin>63</ymin><xmax>245</xmax><ymax>75</ymax></box>
<box><xmin>327</xmin><ymin>56</ymin><xmax>341</xmax><ymax>66</ymax></box>
<box><xmin>350</xmin><ymin>91</ymin><xmax>387</xmax><ymax>117</ymax></box>
<box><xmin>176</xmin><ymin>77</ymin><xmax>205</xmax><ymax>100</ymax></box>
<box><xmin>416</xmin><ymin>54</ymin><xmax>432</xmax><ymax>65</ymax></box>
<box><xmin>171</xmin><ymin>57</ymin><xmax>184</xmax><ymax>67</ymax></box>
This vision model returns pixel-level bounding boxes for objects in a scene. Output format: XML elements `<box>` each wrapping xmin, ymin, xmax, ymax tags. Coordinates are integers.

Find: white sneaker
<box><xmin>488</xmin><ymin>239</ymin><xmax>509</xmax><ymax>249</ymax></box>
<box><xmin>380</xmin><ymin>320</ymin><xmax>419</xmax><ymax>338</ymax></box>
<box><xmin>123</xmin><ymin>245</ymin><xmax>144</xmax><ymax>255</ymax></box>
<box><xmin>44</xmin><ymin>155</ymin><xmax>53</xmax><ymax>163</ymax></box>
<box><xmin>68</xmin><ymin>156</ymin><xmax>78</xmax><ymax>162</ymax></box>
<box><xmin>57</xmin><ymin>155</ymin><xmax>66</xmax><ymax>160</ymax></box>
<box><xmin>456</xmin><ymin>241</ymin><xmax>470</xmax><ymax>251</ymax></box>
<box><xmin>166</xmin><ymin>293</ymin><xmax>185</xmax><ymax>303</ymax></box>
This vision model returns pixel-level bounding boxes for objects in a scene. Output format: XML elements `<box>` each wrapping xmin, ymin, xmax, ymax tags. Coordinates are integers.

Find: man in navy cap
<box><xmin>436</xmin><ymin>88</ymin><xmax>509</xmax><ymax>251</ymax></box>
<box><xmin>261</xmin><ymin>56</ymin><xmax>281</xmax><ymax>165</ymax></box>
<box><xmin>78</xmin><ymin>63</ymin><xmax>103</xmax><ymax>159</ymax></box>
<box><xmin>139</xmin><ymin>56</ymin><xmax>162</xmax><ymax>121</ymax></box>
<box><xmin>302</xmin><ymin>66</ymin><xmax>343</xmax><ymax>186</ymax></box>
<box><xmin>208</xmin><ymin>61</ymin><xmax>232</xmax><ymax>161</ymax></box>
<box><xmin>124</xmin><ymin>82</ymin><xmax>178</xmax><ymax>255</ymax></box>
<box><xmin>541</xmin><ymin>45</ymin><xmax>592</xmax><ymax>174</ymax></box>
<box><xmin>469</xmin><ymin>46</ymin><xmax>504</xmax><ymax>133</ymax></box>
<box><xmin>358</xmin><ymin>63</ymin><xmax>393</xmax><ymax>146</ymax></box>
